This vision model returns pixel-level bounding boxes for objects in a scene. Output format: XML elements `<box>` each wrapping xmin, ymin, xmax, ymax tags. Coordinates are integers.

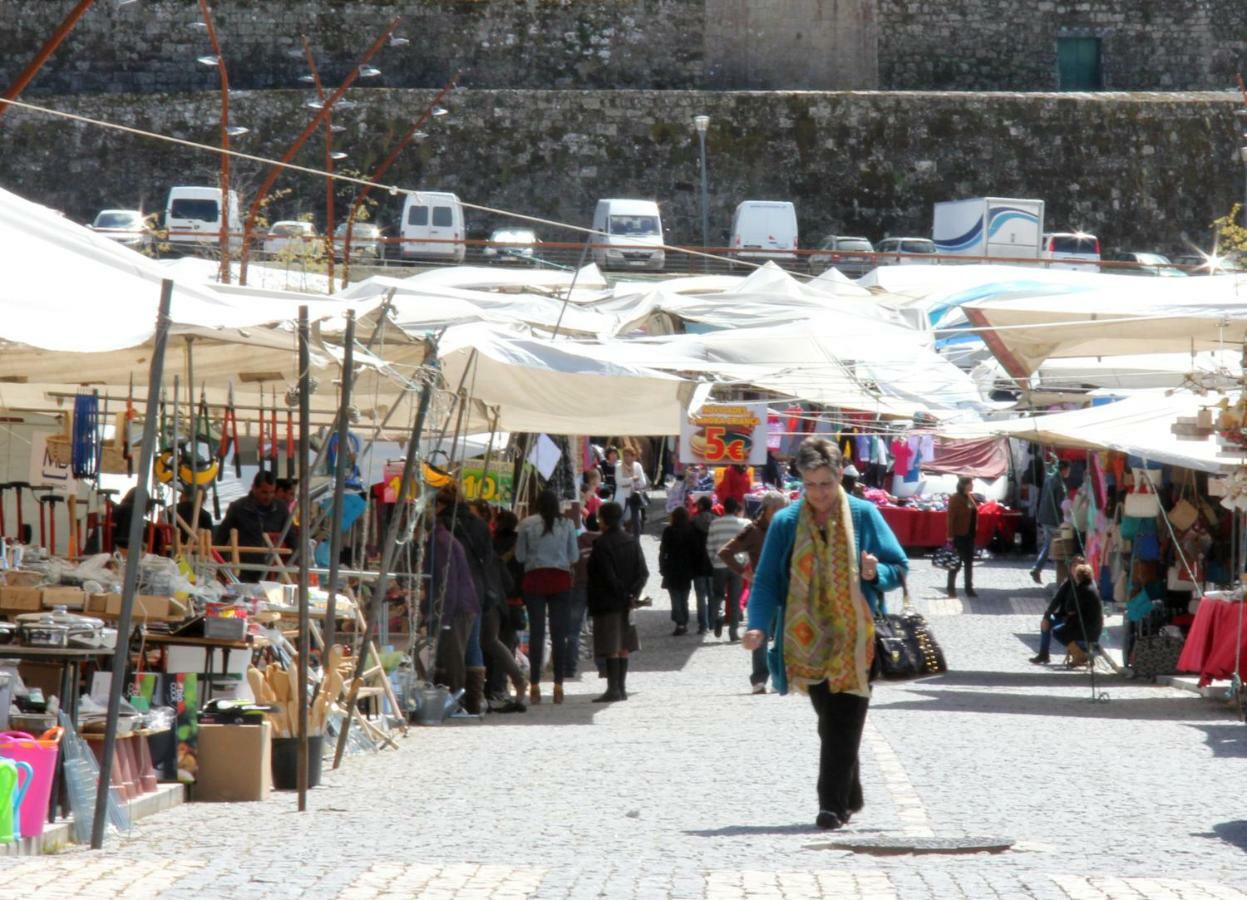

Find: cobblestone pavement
<box><xmin>3</xmin><ymin>529</ymin><xmax>1247</xmax><ymax>898</ymax></box>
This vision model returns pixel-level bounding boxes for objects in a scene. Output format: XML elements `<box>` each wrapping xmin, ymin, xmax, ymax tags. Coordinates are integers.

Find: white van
<box><xmin>399</xmin><ymin>191</ymin><xmax>465</xmax><ymax>262</ymax></box>
<box><xmin>591</xmin><ymin>199</ymin><xmax>665</xmax><ymax>270</ymax></box>
<box><xmin>1041</xmin><ymin>232</ymin><xmax>1101</xmax><ymax>271</ymax></box>
<box><xmin>730</xmin><ymin>201</ymin><xmax>798</xmax><ymax>262</ymax></box>
<box><xmin>165</xmin><ymin>186</ymin><xmax>240</xmax><ymax>251</ymax></box>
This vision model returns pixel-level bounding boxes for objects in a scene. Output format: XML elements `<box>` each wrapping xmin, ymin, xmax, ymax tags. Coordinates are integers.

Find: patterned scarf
<box><xmin>783</xmin><ymin>492</ymin><xmax>874</xmax><ymax>697</ymax></box>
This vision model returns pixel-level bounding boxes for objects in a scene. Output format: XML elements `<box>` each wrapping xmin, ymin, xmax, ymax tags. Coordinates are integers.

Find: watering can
<box><xmin>414</xmin><ymin>686</ymin><xmax>463</xmax><ymax>725</ymax></box>
<box><xmin>0</xmin><ymin>758</ymin><xmax>34</xmax><ymax>843</ymax></box>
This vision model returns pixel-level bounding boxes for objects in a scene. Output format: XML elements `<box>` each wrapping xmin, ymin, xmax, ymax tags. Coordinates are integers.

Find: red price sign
<box><xmin>702</xmin><ymin>427</ymin><xmax>748</xmax><ymax>463</ymax></box>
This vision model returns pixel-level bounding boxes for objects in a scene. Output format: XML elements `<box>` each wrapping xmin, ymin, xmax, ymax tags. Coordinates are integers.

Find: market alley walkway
<box><xmin>2</xmin><ymin>539</ymin><xmax>1246</xmax><ymax>899</ymax></box>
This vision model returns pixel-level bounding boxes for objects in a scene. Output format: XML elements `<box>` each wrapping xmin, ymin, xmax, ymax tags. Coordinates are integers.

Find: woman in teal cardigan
<box><xmin>742</xmin><ymin>437</ymin><xmax>907</xmax><ymax>831</ymax></box>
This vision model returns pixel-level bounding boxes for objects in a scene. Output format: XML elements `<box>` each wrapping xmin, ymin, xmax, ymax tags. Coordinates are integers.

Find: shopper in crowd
<box><xmin>569</xmin><ymin>519</ymin><xmax>601</xmax><ymax>680</ymax></box>
<box><xmin>659</xmin><ymin>506</ymin><xmax>704</xmax><ymax>636</ymax></box>
<box><xmin>691</xmin><ymin>495</ymin><xmax>716</xmax><ymax>634</ymax></box>
<box><xmin>581</xmin><ymin>468</ymin><xmax>604</xmax><ymax>530</ymax></box>
<box><xmin>742</xmin><ymin>437</ymin><xmax>908</xmax><ymax>831</ymax></box>
<box><xmin>1029</xmin><ymin>460</ymin><xmax>1070</xmax><ymax>585</ymax></box>
<box><xmin>274</xmin><ymin>478</ymin><xmax>296</xmax><ymax>512</ymax></box>
<box><xmin>423</xmin><ymin>515</ymin><xmax>480</xmax><ymax>697</ymax></box>
<box><xmin>1030</xmin><ymin>556</ymin><xmax>1103</xmax><ymax>666</ymax></box>
<box><xmin>216</xmin><ymin>470</ymin><xmax>290</xmax><ymax>583</ymax></box>
<box><xmin>718</xmin><ymin>463</ymin><xmax>752</xmax><ymax>510</ymax></box>
<box><xmin>587</xmin><ymin>501</ymin><xmax>649</xmax><ymax>703</ymax></box>
<box><xmin>469</xmin><ymin>498</ymin><xmax>494</xmax><ymax>530</ymax></box>
<box><xmin>614</xmin><ymin>445</ymin><xmax>650</xmax><ymax>538</ymax></box>
<box><xmin>666</xmin><ymin>467</ymin><xmax>696</xmax><ymax>517</ymax></box>
<box><xmin>707</xmin><ymin>496</ymin><xmax>751</xmax><ymax>641</ymax></box>
<box><xmin>600</xmin><ymin>446</ymin><xmax>619</xmax><ymax>500</ymax></box>
<box><xmin>945</xmin><ymin>475</ymin><xmax>979</xmax><ymax>599</ymax></box>
<box><xmin>174</xmin><ymin>486</ymin><xmax>215</xmax><ymax>545</ymax></box>
<box><xmin>490</xmin><ymin>510</ymin><xmax>526</xmax><ymax>703</ymax></box>
<box><xmin>719</xmin><ymin>490</ymin><xmax>789</xmax><ymax>692</ymax></box>
<box><xmin>515</xmin><ymin>489</ymin><xmax>579</xmax><ymax>704</ymax></box>
<box><xmin>763</xmin><ymin>451</ymin><xmax>783</xmax><ymax>489</ymax></box>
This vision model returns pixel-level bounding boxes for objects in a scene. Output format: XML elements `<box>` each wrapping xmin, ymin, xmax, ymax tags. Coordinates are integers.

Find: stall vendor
<box><xmin>215</xmin><ymin>471</ymin><xmax>290</xmax><ymax>582</ymax></box>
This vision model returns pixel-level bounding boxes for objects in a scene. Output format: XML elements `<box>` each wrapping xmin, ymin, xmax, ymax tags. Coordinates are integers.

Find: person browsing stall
<box><xmin>741</xmin><ymin>437</ymin><xmax>908</xmax><ymax>831</ymax></box>
<box><xmin>719</xmin><ymin>490</ymin><xmax>789</xmax><ymax>693</ymax></box>
<box><xmin>614</xmin><ymin>446</ymin><xmax>650</xmax><ymax>538</ymax></box>
<box><xmin>945</xmin><ymin>476</ymin><xmax>979</xmax><ymax>599</ymax></box>
<box><xmin>215</xmin><ymin>471</ymin><xmax>291</xmax><ymax>583</ymax></box>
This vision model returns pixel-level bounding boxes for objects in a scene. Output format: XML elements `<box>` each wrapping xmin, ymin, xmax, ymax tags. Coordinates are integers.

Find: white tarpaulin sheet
<box><xmin>946</xmin><ymin>390</ymin><xmax>1236</xmax><ymax>474</ymax></box>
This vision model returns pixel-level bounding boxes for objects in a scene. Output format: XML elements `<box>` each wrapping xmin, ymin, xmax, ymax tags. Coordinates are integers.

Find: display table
<box><xmin>877</xmin><ymin>505</ymin><xmax>1021</xmax><ymax>550</ymax></box>
<box><xmin>1177</xmin><ymin>596</ymin><xmax>1247</xmax><ymax>686</ymax></box>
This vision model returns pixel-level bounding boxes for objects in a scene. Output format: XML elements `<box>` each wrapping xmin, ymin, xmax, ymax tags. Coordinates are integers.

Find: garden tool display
<box><xmin>257</xmin><ymin>387</ymin><xmax>266</xmax><ymax>474</ymax></box>
<box><xmin>7</xmin><ymin>482</ymin><xmax>29</xmax><ymax>545</ymax></box>
<box><xmin>285</xmin><ymin>407</ymin><xmax>294</xmax><ymax>480</ymax></box>
<box><xmin>217</xmin><ymin>382</ymin><xmax>241</xmax><ymax>479</ymax></box>
<box><xmin>198</xmin><ymin>389</ymin><xmax>221</xmax><ymax>518</ymax></box>
<box><xmin>96</xmin><ymin>487</ymin><xmax>119</xmax><ymax>554</ymax></box>
<box><xmin>124</xmin><ymin>374</ymin><xmax>135</xmax><ymax>476</ymax></box>
<box><xmin>270</xmin><ymin>387</ymin><xmax>279</xmax><ymax>472</ymax></box>
<box><xmin>37</xmin><ymin>494</ymin><xmax>62</xmax><ymax>556</ymax></box>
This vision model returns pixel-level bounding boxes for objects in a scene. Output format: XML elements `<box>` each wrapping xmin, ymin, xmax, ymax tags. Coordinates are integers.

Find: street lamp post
<box><xmin>694</xmin><ymin>115</ymin><xmax>710</xmax><ymax>273</ymax></box>
<box><xmin>197</xmin><ymin>0</ymin><xmax>232</xmax><ymax>284</ymax></box>
<box><xmin>1236</xmin><ymin>109</ymin><xmax>1247</xmax><ymax>230</ymax></box>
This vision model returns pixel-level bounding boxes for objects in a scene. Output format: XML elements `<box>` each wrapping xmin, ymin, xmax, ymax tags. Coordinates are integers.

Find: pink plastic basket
<box><xmin>0</xmin><ymin>728</ymin><xmax>62</xmax><ymax>837</ymax></box>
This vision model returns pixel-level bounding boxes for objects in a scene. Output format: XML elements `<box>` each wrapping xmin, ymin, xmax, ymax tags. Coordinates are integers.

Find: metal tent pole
<box><xmin>333</xmin><ymin>376</ymin><xmax>434</xmax><ymax>769</ymax></box>
<box><xmin>91</xmin><ymin>279</ymin><xmax>174</xmax><ymax>849</ymax></box>
<box><xmin>297</xmin><ymin>307</ymin><xmax>312</xmax><ymax>810</ymax></box>
<box><xmin>323</xmin><ymin>311</ymin><xmax>356</xmax><ymax>654</ymax></box>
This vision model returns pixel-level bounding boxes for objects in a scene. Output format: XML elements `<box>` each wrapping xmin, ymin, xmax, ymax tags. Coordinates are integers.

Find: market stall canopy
<box><xmin>436</xmin><ymin>324</ymin><xmax>697</xmax><ymax>436</ymax></box>
<box><xmin>944</xmin><ymin>390</ymin><xmax>1235</xmax><ymax>474</ymax></box>
<box><xmin>959</xmin><ymin>275</ymin><xmax>1247</xmax><ymax>378</ymax></box>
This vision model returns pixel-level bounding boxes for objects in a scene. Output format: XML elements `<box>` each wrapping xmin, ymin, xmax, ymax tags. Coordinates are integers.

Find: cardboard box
<box><xmin>87</xmin><ymin>593</ymin><xmax>176</xmax><ymax>619</ymax></box>
<box><xmin>41</xmin><ymin>586</ymin><xmax>85</xmax><ymax>610</ymax></box>
<box><xmin>3</xmin><ymin>571</ymin><xmax>43</xmax><ymax>588</ymax></box>
<box><xmin>194</xmin><ymin>721</ymin><xmax>272</xmax><ymax>802</ymax></box>
<box><xmin>0</xmin><ymin>586</ymin><xmax>43</xmax><ymax>612</ymax></box>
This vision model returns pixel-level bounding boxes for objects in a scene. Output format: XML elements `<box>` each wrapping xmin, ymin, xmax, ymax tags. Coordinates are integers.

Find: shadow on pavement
<box><xmin>1210</xmin><ymin>820</ymin><xmax>1247</xmax><ymax>853</ymax></box>
<box><xmin>877</xmin><ymin>688</ymin><xmax>1223</xmax><ymax>721</ymax></box>
<box><xmin>626</xmin><ymin>607</ymin><xmax>711</xmax><ymax>673</ymax></box>
<box><xmin>1188</xmin><ymin>723</ymin><xmax>1247</xmax><ymax>758</ymax></box>
<box><xmin>683</xmin><ymin>823</ymin><xmax>821</xmax><ymax>837</ymax></box>
<box><xmin>910</xmin><ymin>668</ymin><xmax>1127</xmax><ymax>689</ymax></box>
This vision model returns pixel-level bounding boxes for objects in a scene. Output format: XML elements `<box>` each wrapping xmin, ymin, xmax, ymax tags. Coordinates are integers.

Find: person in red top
<box><xmin>718</xmin><ymin>464</ymin><xmax>752</xmax><ymax>510</ymax></box>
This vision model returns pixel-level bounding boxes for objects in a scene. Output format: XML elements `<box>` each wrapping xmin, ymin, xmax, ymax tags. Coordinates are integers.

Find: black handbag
<box><xmin>874</xmin><ymin>574</ymin><xmax>948</xmax><ymax>681</ymax></box>
<box><xmin>931</xmin><ymin>543</ymin><xmax>961</xmax><ymax>572</ymax></box>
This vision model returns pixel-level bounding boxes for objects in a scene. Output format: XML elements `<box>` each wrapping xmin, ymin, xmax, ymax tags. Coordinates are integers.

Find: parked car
<box><xmin>263</xmin><ymin>220</ymin><xmax>319</xmax><ymax>258</ymax></box>
<box><xmin>808</xmin><ymin>235</ymin><xmax>874</xmax><ymax>276</ymax></box>
<box><xmin>482</xmin><ymin>227</ymin><xmax>538</xmax><ymax>262</ymax></box>
<box><xmin>730</xmin><ymin>201</ymin><xmax>798</xmax><ymax>263</ymax></box>
<box><xmin>165</xmin><ymin>185</ymin><xmax>240</xmax><ymax>252</ymax></box>
<box><xmin>1172</xmin><ymin>252</ymin><xmax>1246</xmax><ymax>275</ymax></box>
<box><xmin>88</xmin><ymin>209</ymin><xmax>150</xmax><ymax>251</ymax></box>
<box><xmin>876</xmin><ymin>237</ymin><xmax>937</xmax><ymax>265</ymax></box>
<box><xmin>1041</xmin><ymin>231</ymin><xmax>1100</xmax><ymax>271</ymax></box>
<box><xmin>332</xmin><ymin>221</ymin><xmax>384</xmax><ymax>261</ymax></box>
<box><xmin>1102</xmin><ymin>251</ymin><xmax>1187</xmax><ymax>277</ymax></box>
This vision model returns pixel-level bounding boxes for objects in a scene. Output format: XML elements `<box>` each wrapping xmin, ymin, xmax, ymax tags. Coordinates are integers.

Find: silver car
<box><xmin>89</xmin><ymin>209</ymin><xmax>150</xmax><ymax>251</ymax></box>
<box><xmin>482</xmin><ymin>227</ymin><xmax>538</xmax><ymax>262</ymax></box>
<box><xmin>333</xmin><ymin>221</ymin><xmax>384</xmax><ymax>261</ymax></box>
<box><xmin>809</xmin><ymin>235</ymin><xmax>875</xmax><ymax>277</ymax></box>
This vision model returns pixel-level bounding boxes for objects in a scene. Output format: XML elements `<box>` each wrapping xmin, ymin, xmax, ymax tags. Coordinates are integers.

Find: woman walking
<box><xmin>718</xmin><ymin>490</ymin><xmax>789</xmax><ymax>692</ymax></box>
<box><xmin>587</xmin><ymin>502</ymin><xmax>649</xmax><ymax>702</ymax></box>
<box><xmin>742</xmin><ymin>437</ymin><xmax>907</xmax><ymax>831</ymax></box>
<box><xmin>946</xmin><ymin>475</ymin><xmax>979</xmax><ymax>599</ymax></box>
<box><xmin>515</xmin><ymin>490</ymin><xmax>579</xmax><ymax>704</ymax></box>
<box><xmin>659</xmin><ymin>506</ymin><xmax>704</xmax><ymax>636</ymax></box>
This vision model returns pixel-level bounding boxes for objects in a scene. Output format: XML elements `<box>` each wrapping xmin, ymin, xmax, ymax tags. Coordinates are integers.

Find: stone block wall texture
<box><xmin>877</xmin><ymin>0</ymin><xmax>1247</xmax><ymax>91</ymax></box>
<box><xmin>0</xmin><ymin>89</ymin><xmax>1239</xmax><ymax>256</ymax></box>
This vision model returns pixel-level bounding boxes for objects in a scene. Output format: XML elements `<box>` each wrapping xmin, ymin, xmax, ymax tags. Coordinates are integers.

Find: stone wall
<box><xmin>704</xmin><ymin>0</ymin><xmax>878</xmax><ymax>89</ymax></box>
<box><xmin>1</xmin><ymin>89</ymin><xmax>1239</xmax><ymax>256</ymax></box>
<box><xmin>0</xmin><ymin>0</ymin><xmax>706</xmax><ymax>95</ymax></box>
<box><xmin>878</xmin><ymin>0</ymin><xmax>1247</xmax><ymax>91</ymax></box>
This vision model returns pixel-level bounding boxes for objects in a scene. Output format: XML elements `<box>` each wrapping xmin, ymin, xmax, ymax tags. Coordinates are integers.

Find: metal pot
<box><xmin>17</xmin><ymin>617</ymin><xmax>68</xmax><ymax>648</ymax></box>
<box><xmin>0</xmin><ymin>622</ymin><xmax>17</xmax><ymax>645</ymax></box>
<box><xmin>16</xmin><ymin>606</ymin><xmax>103</xmax><ymax>648</ymax></box>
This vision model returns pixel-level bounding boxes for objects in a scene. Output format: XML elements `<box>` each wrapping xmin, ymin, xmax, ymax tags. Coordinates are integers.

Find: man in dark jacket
<box><xmin>1029</xmin><ymin>460</ymin><xmax>1070</xmax><ymax>585</ymax></box>
<box><xmin>587</xmin><ymin>502</ymin><xmax>649</xmax><ymax>702</ymax></box>
<box><xmin>215</xmin><ymin>471</ymin><xmax>289</xmax><ymax>582</ymax></box>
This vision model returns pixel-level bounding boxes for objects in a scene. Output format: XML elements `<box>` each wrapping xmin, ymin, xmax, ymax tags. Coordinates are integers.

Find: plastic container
<box><xmin>271</xmin><ymin>735</ymin><xmax>322</xmax><ymax>791</ymax></box>
<box><xmin>0</xmin><ymin>728</ymin><xmax>62</xmax><ymax>837</ymax></box>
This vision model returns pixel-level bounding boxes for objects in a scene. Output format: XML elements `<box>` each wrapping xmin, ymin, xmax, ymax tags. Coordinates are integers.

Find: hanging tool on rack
<box><xmin>123</xmin><ymin>374</ymin><xmax>136</xmax><ymax>477</ymax></box>
<box><xmin>0</xmin><ymin>483</ymin><xmax>7</xmax><ymax>540</ymax></box>
<box><xmin>198</xmin><ymin>386</ymin><xmax>221</xmax><ymax>519</ymax></box>
<box><xmin>37</xmin><ymin>492</ymin><xmax>61</xmax><ymax>556</ymax></box>
<box><xmin>218</xmin><ymin>382</ymin><xmax>241</xmax><ymax>480</ymax></box>
<box><xmin>8</xmin><ymin>481</ymin><xmax>30</xmax><ymax>545</ymax></box>
<box><xmin>257</xmin><ymin>384</ymin><xmax>267</xmax><ymax>476</ymax></box>
<box><xmin>285</xmin><ymin>403</ymin><xmax>294</xmax><ymax>481</ymax></box>
<box><xmin>270</xmin><ymin>386</ymin><xmax>279</xmax><ymax>475</ymax></box>
<box><xmin>97</xmin><ymin>487</ymin><xmax>118</xmax><ymax>554</ymax></box>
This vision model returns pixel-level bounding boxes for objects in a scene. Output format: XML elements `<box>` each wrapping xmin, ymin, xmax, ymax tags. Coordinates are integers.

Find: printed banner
<box><xmin>460</xmin><ymin>460</ymin><xmax>513</xmax><ymax>504</ymax></box>
<box><xmin>680</xmin><ymin>402</ymin><xmax>769</xmax><ymax>466</ymax></box>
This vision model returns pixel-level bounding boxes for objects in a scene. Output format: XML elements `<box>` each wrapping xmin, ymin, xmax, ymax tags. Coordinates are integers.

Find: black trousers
<box><xmin>808</xmin><ymin>681</ymin><xmax>869</xmax><ymax>818</ymax></box>
<box><xmin>946</xmin><ymin>534</ymin><xmax>974</xmax><ymax>593</ymax></box>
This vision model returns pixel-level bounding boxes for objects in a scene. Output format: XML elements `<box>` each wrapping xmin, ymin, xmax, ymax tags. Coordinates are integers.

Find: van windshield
<box><xmin>1049</xmin><ymin>235</ymin><xmax>1097</xmax><ymax>254</ymax></box>
<box><xmin>170</xmin><ymin>199</ymin><xmax>219</xmax><ymax>221</ymax></box>
<box><xmin>610</xmin><ymin>215</ymin><xmax>660</xmax><ymax>236</ymax></box>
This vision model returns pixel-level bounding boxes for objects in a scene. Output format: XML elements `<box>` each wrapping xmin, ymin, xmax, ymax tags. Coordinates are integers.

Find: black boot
<box><xmin>593</xmin><ymin>659</ymin><xmax>622</xmax><ymax>703</ymax></box>
<box><xmin>618</xmin><ymin>657</ymin><xmax>629</xmax><ymax>700</ymax></box>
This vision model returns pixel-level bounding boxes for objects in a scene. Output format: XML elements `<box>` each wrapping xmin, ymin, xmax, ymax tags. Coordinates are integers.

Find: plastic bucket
<box><xmin>271</xmin><ymin>736</ymin><xmax>322</xmax><ymax>791</ymax></box>
<box><xmin>0</xmin><ymin>728</ymin><xmax>62</xmax><ymax>837</ymax></box>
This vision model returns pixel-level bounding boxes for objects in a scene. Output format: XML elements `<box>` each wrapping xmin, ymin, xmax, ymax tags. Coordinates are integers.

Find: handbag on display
<box><xmin>1126</xmin><ymin>589</ymin><xmax>1155</xmax><ymax>623</ymax></box>
<box><xmin>1167</xmin><ymin>560</ymin><xmax>1198</xmax><ymax>592</ymax></box>
<box><xmin>873</xmin><ymin>574</ymin><xmax>948</xmax><ymax>682</ymax></box>
<box><xmin>931</xmin><ymin>544</ymin><xmax>961</xmax><ymax>572</ymax></box>
<box><xmin>1131</xmin><ymin>633</ymin><xmax>1185</xmax><ymax>680</ymax></box>
<box><xmin>1124</xmin><ymin>474</ymin><xmax>1161</xmax><ymax>518</ymax></box>
<box><xmin>1134</xmin><ymin>532</ymin><xmax>1161</xmax><ymax>562</ymax></box>
<box><xmin>1167</xmin><ymin>470</ymin><xmax>1199</xmax><ymax>532</ymax></box>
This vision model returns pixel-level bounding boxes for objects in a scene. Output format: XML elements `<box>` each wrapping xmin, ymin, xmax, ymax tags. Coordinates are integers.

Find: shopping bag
<box><xmin>1167</xmin><ymin>561</ymin><xmax>1197</xmax><ymax>591</ymax></box>
<box><xmin>873</xmin><ymin>577</ymin><xmax>946</xmax><ymax>681</ymax></box>
<box><xmin>931</xmin><ymin>544</ymin><xmax>961</xmax><ymax>571</ymax></box>
<box><xmin>1134</xmin><ymin>533</ymin><xmax>1160</xmax><ymax>561</ymax></box>
<box><xmin>1131</xmin><ymin>634</ymin><xmax>1184</xmax><ymax>679</ymax></box>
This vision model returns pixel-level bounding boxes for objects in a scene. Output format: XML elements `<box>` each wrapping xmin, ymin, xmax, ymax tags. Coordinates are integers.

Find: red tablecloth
<box><xmin>877</xmin><ymin>506</ymin><xmax>1021</xmax><ymax>550</ymax></box>
<box><xmin>1177</xmin><ymin>597</ymin><xmax>1247</xmax><ymax>686</ymax></box>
